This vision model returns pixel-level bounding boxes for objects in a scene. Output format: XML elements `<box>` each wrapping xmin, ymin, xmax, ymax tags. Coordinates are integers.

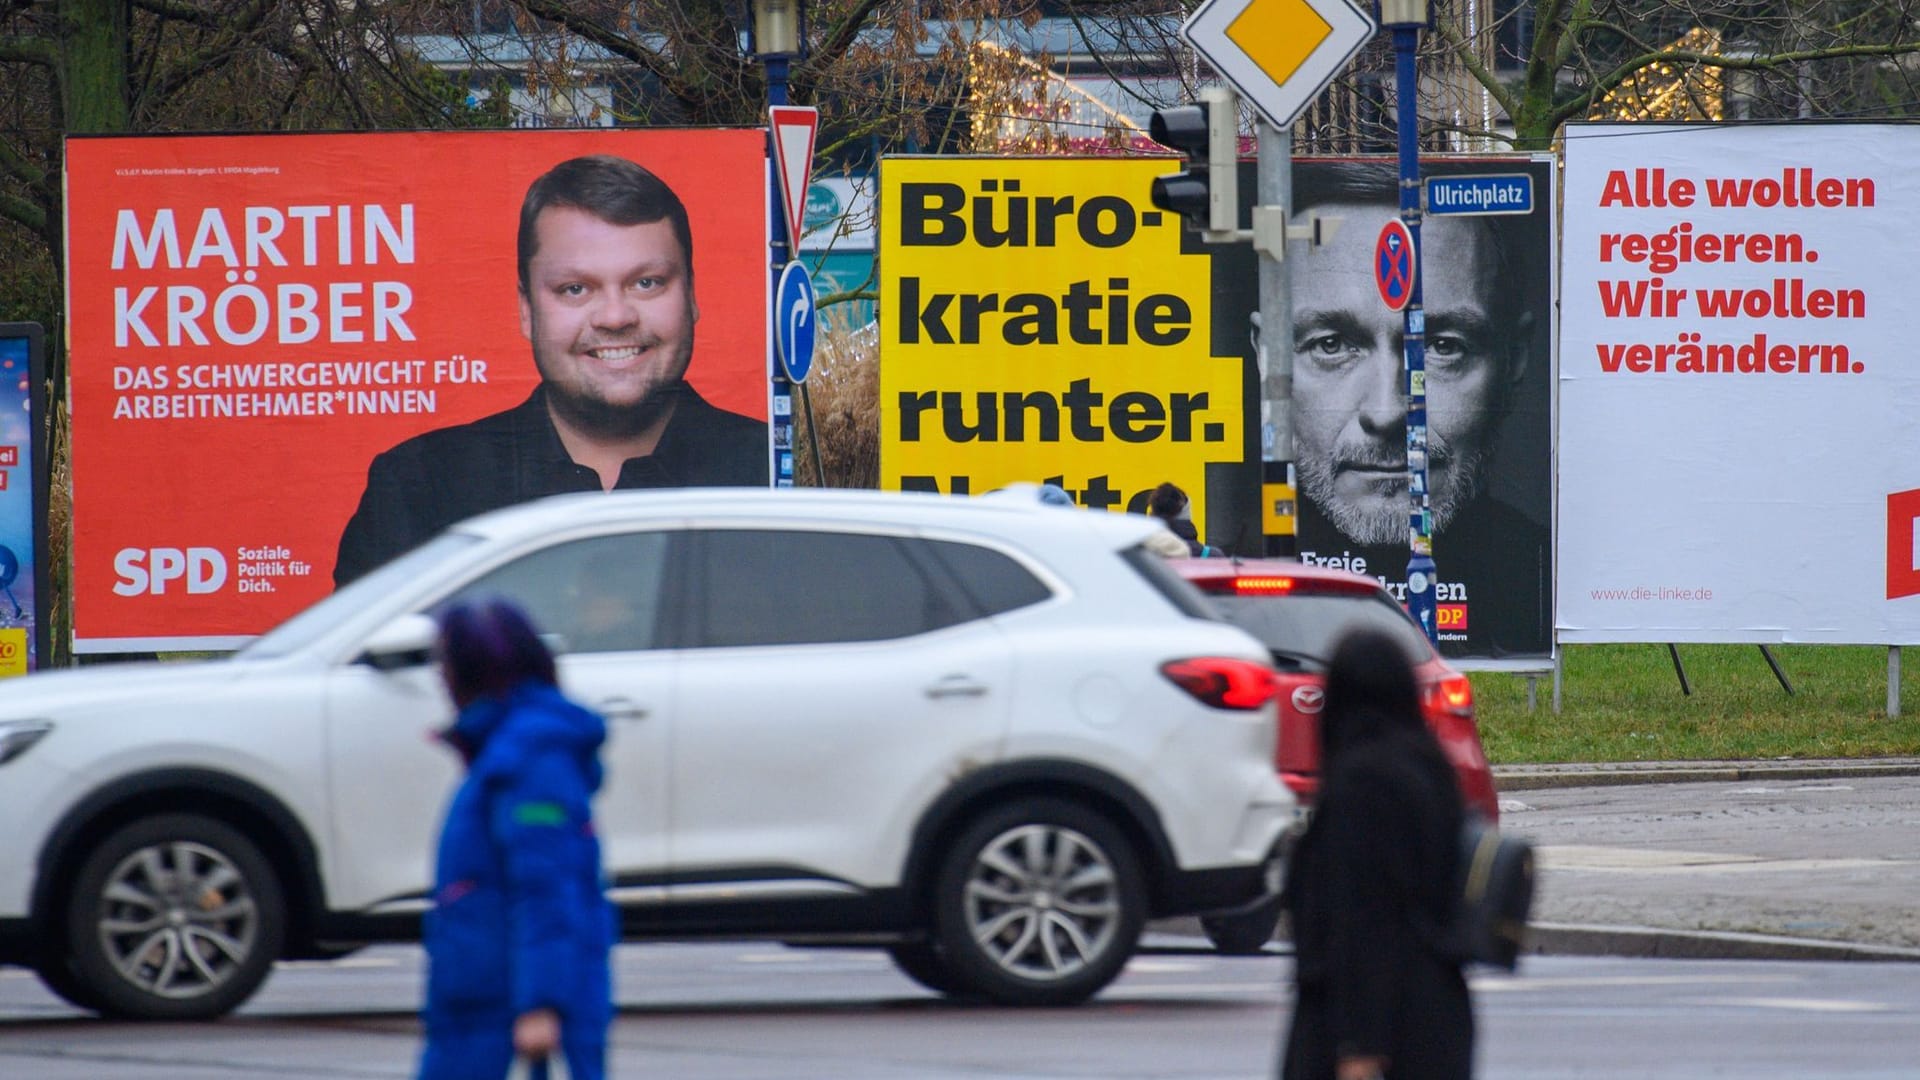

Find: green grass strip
<box><xmin>1471</xmin><ymin>644</ymin><xmax>1920</xmax><ymax>764</ymax></box>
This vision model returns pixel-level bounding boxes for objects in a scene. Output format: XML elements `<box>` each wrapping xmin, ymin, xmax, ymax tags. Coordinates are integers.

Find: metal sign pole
<box><xmin>1382</xmin><ymin>0</ymin><xmax>1436</xmax><ymax>643</ymax></box>
<box><xmin>1257</xmin><ymin>120</ymin><xmax>1296</xmax><ymax>557</ymax></box>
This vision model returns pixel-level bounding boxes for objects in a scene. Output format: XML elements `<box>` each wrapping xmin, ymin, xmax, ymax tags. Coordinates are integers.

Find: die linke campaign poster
<box><xmin>1560</xmin><ymin>123</ymin><xmax>1920</xmax><ymax>643</ymax></box>
<box><xmin>64</xmin><ymin>130</ymin><xmax>770</xmax><ymax>651</ymax></box>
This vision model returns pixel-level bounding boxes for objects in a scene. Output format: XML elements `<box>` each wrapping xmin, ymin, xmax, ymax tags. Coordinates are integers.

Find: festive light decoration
<box><xmin>965</xmin><ymin>40</ymin><xmax>1152</xmax><ymax>155</ymax></box>
<box><xmin>1589</xmin><ymin>27</ymin><xmax>1726</xmax><ymax>121</ymax></box>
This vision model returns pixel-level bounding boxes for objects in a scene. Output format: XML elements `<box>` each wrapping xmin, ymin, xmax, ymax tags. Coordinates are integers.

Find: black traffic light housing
<box><xmin>1149</xmin><ymin>87</ymin><xmax>1239</xmax><ymax>238</ymax></box>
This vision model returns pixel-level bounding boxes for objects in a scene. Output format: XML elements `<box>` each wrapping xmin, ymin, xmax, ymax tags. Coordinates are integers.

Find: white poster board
<box><xmin>1560</xmin><ymin>123</ymin><xmax>1920</xmax><ymax>644</ymax></box>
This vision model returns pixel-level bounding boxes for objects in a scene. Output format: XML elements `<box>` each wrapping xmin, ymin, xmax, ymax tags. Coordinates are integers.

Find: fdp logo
<box><xmin>1437</xmin><ymin>604</ymin><xmax>1469</xmax><ymax>631</ymax></box>
<box><xmin>1890</xmin><ymin>490</ymin><xmax>1920</xmax><ymax>600</ymax></box>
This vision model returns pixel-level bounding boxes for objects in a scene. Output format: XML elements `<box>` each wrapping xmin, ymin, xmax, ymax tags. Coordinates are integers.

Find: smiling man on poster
<box><xmin>334</xmin><ymin>155</ymin><xmax>768</xmax><ymax>585</ymax></box>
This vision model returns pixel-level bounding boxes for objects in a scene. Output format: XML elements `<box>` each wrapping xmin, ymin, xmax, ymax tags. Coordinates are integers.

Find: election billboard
<box><xmin>1252</xmin><ymin>157</ymin><xmax>1557</xmax><ymax>660</ymax></box>
<box><xmin>1560</xmin><ymin>123</ymin><xmax>1920</xmax><ymax>643</ymax></box>
<box><xmin>878</xmin><ymin>157</ymin><xmax>1247</xmax><ymax>526</ymax></box>
<box><xmin>65</xmin><ymin>130</ymin><xmax>771</xmax><ymax>651</ymax></box>
<box><xmin>877</xmin><ymin>155</ymin><xmax>1555</xmax><ymax>660</ymax></box>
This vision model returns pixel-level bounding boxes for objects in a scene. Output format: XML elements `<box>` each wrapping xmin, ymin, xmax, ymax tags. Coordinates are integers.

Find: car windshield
<box><xmin>1206</xmin><ymin>591</ymin><xmax>1433</xmax><ymax>666</ymax></box>
<box><xmin>236</xmin><ymin>533</ymin><xmax>482</xmax><ymax>659</ymax></box>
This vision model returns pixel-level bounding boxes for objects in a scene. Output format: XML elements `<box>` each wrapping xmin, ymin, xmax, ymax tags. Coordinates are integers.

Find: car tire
<box><xmin>63</xmin><ymin>814</ymin><xmax>286</xmax><ymax>1020</ymax></box>
<box><xmin>32</xmin><ymin>953</ymin><xmax>106</xmax><ymax>1012</ymax></box>
<box><xmin>1201</xmin><ymin>898</ymin><xmax>1283</xmax><ymax>955</ymax></box>
<box><xmin>931</xmin><ymin>797</ymin><xmax>1144</xmax><ymax>1006</ymax></box>
<box><xmin>886</xmin><ymin>941</ymin><xmax>971</xmax><ymax>996</ymax></box>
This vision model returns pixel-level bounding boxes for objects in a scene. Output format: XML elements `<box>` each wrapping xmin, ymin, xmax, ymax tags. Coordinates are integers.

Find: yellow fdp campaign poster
<box><xmin>879</xmin><ymin>158</ymin><xmax>1241</xmax><ymax>521</ymax></box>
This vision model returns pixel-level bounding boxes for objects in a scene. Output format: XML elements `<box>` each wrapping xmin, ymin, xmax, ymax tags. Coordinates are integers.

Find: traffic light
<box><xmin>1149</xmin><ymin>87</ymin><xmax>1238</xmax><ymax>238</ymax></box>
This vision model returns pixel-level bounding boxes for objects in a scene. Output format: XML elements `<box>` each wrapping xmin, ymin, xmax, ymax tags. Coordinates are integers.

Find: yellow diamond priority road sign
<box><xmin>1182</xmin><ymin>0</ymin><xmax>1377</xmax><ymax>129</ymax></box>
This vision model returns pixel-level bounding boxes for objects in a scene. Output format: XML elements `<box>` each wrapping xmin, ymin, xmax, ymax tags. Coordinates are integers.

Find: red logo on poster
<box><xmin>1888</xmin><ymin>489</ymin><xmax>1920</xmax><ymax>599</ymax></box>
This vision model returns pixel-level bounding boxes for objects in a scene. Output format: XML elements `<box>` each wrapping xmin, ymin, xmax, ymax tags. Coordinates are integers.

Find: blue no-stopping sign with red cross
<box><xmin>1374</xmin><ymin>218</ymin><xmax>1416</xmax><ymax>312</ymax></box>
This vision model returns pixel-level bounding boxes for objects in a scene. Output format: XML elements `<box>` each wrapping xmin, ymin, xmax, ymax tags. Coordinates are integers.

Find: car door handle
<box><xmin>924</xmin><ymin>676</ymin><xmax>988</xmax><ymax>700</ymax></box>
<box><xmin>595</xmin><ymin>697</ymin><xmax>650</xmax><ymax>721</ymax></box>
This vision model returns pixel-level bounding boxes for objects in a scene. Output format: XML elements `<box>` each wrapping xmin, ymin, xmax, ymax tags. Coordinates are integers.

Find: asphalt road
<box><xmin>4</xmin><ymin>944</ymin><xmax>1919</xmax><ymax>1078</ymax></box>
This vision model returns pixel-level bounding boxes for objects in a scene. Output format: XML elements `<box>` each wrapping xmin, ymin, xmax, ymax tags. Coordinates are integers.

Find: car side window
<box><xmin>921</xmin><ymin>538</ymin><xmax>1052</xmax><ymax>616</ymax></box>
<box><xmin>434</xmin><ymin>532</ymin><xmax>671</xmax><ymax>653</ymax></box>
<box><xmin>692</xmin><ymin>529</ymin><xmax>965</xmax><ymax>647</ymax></box>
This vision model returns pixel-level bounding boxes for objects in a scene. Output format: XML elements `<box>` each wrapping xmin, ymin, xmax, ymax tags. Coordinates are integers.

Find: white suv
<box><xmin>0</xmin><ymin>488</ymin><xmax>1294</xmax><ymax>1018</ymax></box>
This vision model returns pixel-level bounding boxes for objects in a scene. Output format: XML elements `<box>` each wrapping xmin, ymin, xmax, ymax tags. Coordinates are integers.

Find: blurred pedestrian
<box><xmin>1037</xmin><ymin>482</ymin><xmax>1077</xmax><ymax>507</ymax></box>
<box><xmin>1147</xmin><ymin>481</ymin><xmax>1212</xmax><ymax>556</ymax></box>
<box><xmin>1279</xmin><ymin>628</ymin><xmax>1472</xmax><ymax>1080</ymax></box>
<box><xmin>419</xmin><ymin>599</ymin><xmax>614</xmax><ymax>1080</ymax></box>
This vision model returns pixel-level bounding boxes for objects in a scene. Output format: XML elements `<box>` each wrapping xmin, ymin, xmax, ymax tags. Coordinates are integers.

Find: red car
<box><xmin>1170</xmin><ymin>558</ymin><xmax>1500</xmax><ymax>952</ymax></box>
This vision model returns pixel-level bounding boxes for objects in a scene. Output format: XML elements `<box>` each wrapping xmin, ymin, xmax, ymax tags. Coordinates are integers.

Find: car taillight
<box><xmin>1426</xmin><ymin>673</ymin><xmax>1474</xmax><ymax>717</ymax></box>
<box><xmin>1161</xmin><ymin>657</ymin><xmax>1279</xmax><ymax>710</ymax></box>
<box><xmin>1230</xmin><ymin>576</ymin><xmax>1297</xmax><ymax>595</ymax></box>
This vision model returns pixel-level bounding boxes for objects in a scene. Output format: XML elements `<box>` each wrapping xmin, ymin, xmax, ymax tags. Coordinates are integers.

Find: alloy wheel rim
<box><xmin>964</xmin><ymin>823</ymin><xmax>1120</xmax><ymax>980</ymax></box>
<box><xmin>95</xmin><ymin>840</ymin><xmax>258</xmax><ymax>1000</ymax></box>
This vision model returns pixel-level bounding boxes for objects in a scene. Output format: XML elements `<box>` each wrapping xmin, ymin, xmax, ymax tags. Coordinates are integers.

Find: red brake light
<box><xmin>1161</xmin><ymin>657</ymin><xmax>1279</xmax><ymax>710</ymax></box>
<box><xmin>1426</xmin><ymin>673</ymin><xmax>1475</xmax><ymax>716</ymax></box>
<box><xmin>1194</xmin><ymin>574</ymin><xmax>1382</xmax><ymax>598</ymax></box>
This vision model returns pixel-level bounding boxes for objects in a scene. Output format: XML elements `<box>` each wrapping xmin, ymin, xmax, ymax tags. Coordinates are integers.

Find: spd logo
<box><xmin>113</xmin><ymin>547</ymin><xmax>228</xmax><ymax>596</ymax></box>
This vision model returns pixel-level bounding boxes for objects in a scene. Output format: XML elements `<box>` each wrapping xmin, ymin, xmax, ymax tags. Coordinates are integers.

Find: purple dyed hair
<box><xmin>436</xmin><ymin>598</ymin><xmax>557</xmax><ymax>709</ymax></box>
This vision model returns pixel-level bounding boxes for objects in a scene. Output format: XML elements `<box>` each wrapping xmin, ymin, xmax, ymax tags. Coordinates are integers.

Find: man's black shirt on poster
<box><xmin>1296</xmin><ymin>494</ymin><xmax>1551</xmax><ymax>659</ymax></box>
<box><xmin>334</xmin><ymin>383</ymin><xmax>768</xmax><ymax>586</ymax></box>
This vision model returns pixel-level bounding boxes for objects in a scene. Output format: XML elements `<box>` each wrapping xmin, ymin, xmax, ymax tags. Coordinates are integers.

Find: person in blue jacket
<box><xmin>418</xmin><ymin>599</ymin><xmax>614</xmax><ymax>1080</ymax></box>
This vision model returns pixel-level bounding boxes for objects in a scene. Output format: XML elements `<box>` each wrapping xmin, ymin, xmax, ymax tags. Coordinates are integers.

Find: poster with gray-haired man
<box><xmin>1239</xmin><ymin>158</ymin><xmax>1555</xmax><ymax>660</ymax></box>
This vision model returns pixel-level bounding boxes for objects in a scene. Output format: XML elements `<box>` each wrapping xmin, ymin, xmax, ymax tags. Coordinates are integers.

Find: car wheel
<box><xmin>886</xmin><ymin>941</ymin><xmax>971</xmax><ymax>996</ymax></box>
<box><xmin>1201</xmin><ymin>898</ymin><xmax>1282</xmax><ymax>955</ymax></box>
<box><xmin>63</xmin><ymin>814</ymin><xmax>286</xmax><ymax>1020</ymax></box>
<box><xmin>931</xmin><ymin>798</ymin><xmax>1144</xmax><ymax>1006</ymax></box>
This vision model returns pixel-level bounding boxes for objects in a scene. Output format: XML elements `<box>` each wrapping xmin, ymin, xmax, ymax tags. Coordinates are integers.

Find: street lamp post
<box><xmin>1380</xmin><ymin>0</ymin><xmax>1437</xmax><ymax>644</ymax></box>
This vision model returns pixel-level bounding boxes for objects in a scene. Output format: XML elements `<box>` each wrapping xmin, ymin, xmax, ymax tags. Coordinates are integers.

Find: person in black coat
<box><xmin>1147</xmin><ymin>481</ymin><xmax>1210</xmax><ymax>556</ymax></box>
<box><xmin>1280</xmin><ymin>628</ymin><xmax>1473</xmax><ymax>1080</ymax></box>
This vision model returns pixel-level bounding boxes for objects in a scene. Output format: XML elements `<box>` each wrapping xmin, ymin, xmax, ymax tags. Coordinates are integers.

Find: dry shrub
<box><xmin>792</xmin><ymin>309</ymin><xmax>879</xmax><ymax>489</ymax></box>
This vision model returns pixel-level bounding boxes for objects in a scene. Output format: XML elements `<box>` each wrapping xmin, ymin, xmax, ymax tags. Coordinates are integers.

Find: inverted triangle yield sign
<box><xmin>769</xmin><ymin>105</ymin><xmax>818</xmax><ymax>252</ymax></box>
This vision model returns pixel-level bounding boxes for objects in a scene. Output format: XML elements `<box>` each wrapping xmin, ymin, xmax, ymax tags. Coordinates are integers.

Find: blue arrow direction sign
<box><xmin>775</xmin><ymin>261</ymin><xmax>817</xmax><ymax>384</ymax></box>
<box><xmin>1425</xmin><ymin>173</ymin><xmax>1534</xmax><ymax>216</ymax></box>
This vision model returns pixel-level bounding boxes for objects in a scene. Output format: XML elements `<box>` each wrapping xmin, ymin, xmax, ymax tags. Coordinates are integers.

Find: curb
<box><xmin>1147</xmin><ymin>923</ymin><xmax>1920</xmax><ymax>964</ymax></box>
<box><xmin>1493</xmin><ymin>758</ymin><xmax>1920</xmax><ymax>792</ymax></box>
<box><xmin>1524</xmin><ymin>922</ymin><xmax>1920</xmax><ymax>963</ymax></box>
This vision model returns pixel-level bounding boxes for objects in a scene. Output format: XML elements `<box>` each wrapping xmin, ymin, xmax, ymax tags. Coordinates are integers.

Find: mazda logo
<box><xmin>1291</xmin><ymin>686</ymin><xmax>1324</xmax><ymax>714</ymax></box>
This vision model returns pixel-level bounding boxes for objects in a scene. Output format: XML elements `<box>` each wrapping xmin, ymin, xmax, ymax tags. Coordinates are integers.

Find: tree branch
<box><xmin>808</xmin><ymin>0</ymin><xmax>890</xmax><ymax>70</ymax></box>
<box><xmin>0</xmin><ymin>188</ymin><xmax>47</xmax><ymax>234</ymax></box>
<box><xmin>0</xmin><ymin>135</ymin><xmax>48</xmax><ymax>190</ymax></box>
<box><xmin>1433</xmin><ymin>20</ymin><xmax>1517</xmax><ymax>122</ymax></box>
<box><xmin>138</xmin><ymin>0</ymin><xmax>280</xmax><ymax>108</ymax></box>
<box><xmin>512</xmin><ymin>0</ymin><xmax>678</xmax><ymax>86</ymax></box>
<box><xmin>0</xmin><ymin>36</ymin><xmax>57</xmax><ymax>67</ymax></box>
<box><xmin>1551</xmin><ymin>41</ymin><xmax>1920</xmax><ymax>130</ymax></box>
<box><xmin>1548</xmin><ymin>0</ymin><xmax>1594</xmax><ymax>72</ymax></box>
<box><xmin>130</xmin><ymin>0</ymin><xmax>240</xmax><ymax>31</ymax></box>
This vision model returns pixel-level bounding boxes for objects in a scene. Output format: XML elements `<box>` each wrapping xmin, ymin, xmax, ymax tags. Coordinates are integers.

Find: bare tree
<box><xmin>1429</xmin><ymin>0</ymin><xmax>1920</xmax><ymax>149</ymax></box>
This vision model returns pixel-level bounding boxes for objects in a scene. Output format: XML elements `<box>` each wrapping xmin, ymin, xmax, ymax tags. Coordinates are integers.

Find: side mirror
<box><xmin>358</xmin><ymin>613</ymin><xmax>439</xmax><ymax>671</ymax></box>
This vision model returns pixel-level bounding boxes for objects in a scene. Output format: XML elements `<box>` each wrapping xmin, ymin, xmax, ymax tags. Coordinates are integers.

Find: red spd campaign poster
<box><xmin>65</xmin><ymin>130</ymin><xmax>770</xmax><ymax>651</ymax></box>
